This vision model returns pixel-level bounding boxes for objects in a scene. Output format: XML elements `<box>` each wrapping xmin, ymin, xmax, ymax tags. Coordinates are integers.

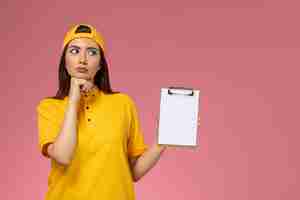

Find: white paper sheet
<box><xmin>158</xmin><ymin>87</ymin><xmax>200</xmax><ymax>146</ymax></box>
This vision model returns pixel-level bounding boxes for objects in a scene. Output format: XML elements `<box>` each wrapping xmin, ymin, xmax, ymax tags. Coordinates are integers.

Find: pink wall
<box><xmin>1</xmin><ymin>0</ymin><xmax>299</xmax><ymax>199</ymax></box>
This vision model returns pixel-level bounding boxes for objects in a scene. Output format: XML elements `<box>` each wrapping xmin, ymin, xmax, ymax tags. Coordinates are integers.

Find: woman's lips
<box><xmin>76</xmin><ymin>67</ymin><xmax>88</xmax><ymax>73</ymax></box>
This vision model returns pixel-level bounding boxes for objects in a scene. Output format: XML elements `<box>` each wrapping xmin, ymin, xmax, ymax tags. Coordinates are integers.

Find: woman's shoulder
<box><xmin>109</xmin><ymin>92</ymin><xmax>136</xmax><ymax>105</ymax></box>
<box><xmin>36</xmin><ymin>97</ymin><xmax>66</xmax><ymax>113</ymax></box>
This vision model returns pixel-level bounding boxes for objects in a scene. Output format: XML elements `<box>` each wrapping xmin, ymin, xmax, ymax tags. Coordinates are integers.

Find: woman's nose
<box><xmin>79</xmin><ymin>52</ymin><xmax>88</xmax><ymax>64</ymax></box>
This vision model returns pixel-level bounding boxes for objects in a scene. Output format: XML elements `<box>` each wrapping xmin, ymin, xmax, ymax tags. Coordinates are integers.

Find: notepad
<box><xmin>158</xmin><ymin>87</ymin><xmax>200</xmax><ymax>147</ymax></box>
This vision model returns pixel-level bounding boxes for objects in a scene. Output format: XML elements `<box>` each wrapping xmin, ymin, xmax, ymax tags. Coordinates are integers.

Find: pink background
<box><xmin>1</xmin><ymin>0</ymin><xmax>299</xmax><ymax>199</ymax></box>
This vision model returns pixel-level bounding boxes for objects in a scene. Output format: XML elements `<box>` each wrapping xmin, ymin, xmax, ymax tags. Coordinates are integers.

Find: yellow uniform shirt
<box><xmin>37</xmin><ymin>88</ymin><xmax>148</xmax><ymax>200</ymax></box>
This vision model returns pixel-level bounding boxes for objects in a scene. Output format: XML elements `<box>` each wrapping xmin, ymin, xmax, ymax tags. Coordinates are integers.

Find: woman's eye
<box><xmin>70</xmin><ymin>49</ymin><xmax>79</xmax><ymax>54</ymax></box>
<box><xmin>88</xmin><ymin>50</ymin><xmax>98</xmax><ymax>56</ymax></box>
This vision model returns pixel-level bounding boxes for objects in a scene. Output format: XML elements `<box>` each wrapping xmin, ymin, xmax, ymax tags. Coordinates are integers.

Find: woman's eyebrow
<box><xmin>87</xmin><ymin>47</ymin><xmax>100</xmax><ymax>51</ymax></box>
<box><xmin>68</xmin><ymin>45</ymin><xmax>99</xmax><ymax>51</ymax></box>
<box><xmin>68</xmin><ymin>45</ymin><xmax>80</xmax><ymax>49</ymax></box>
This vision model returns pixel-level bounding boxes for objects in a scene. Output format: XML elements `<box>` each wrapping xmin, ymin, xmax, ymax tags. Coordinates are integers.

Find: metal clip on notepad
<box><xmin>167</xmin><ymin>87</ymin><xmax>194</xmax><ymax>96</ymax></box>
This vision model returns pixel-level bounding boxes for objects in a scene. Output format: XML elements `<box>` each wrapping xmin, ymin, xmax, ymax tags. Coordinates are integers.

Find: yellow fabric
<box><xmin>36</xmin><ymin>88</ymin><xmax>148</xmax><ymax>200</ymax></box>
<box><xmin>63</xmin><ymin>24</ymin><xmax>105</xmax><ymax>51</ymax></box>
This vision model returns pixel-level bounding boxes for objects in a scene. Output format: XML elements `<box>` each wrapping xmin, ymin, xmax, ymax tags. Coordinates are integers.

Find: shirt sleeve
<box><xmin>126</xmin><ymin>96</ymin><xmax>148</xmax><ymax>157</ymax></box>
<box><xmin>36</xmin><ymin>99</ymin><xmax>62</xmax><ymax>158</ymax></box>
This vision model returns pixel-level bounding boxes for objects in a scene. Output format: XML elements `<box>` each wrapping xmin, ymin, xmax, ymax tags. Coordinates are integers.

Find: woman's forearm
<box><xmin>49</xmin><ymin>100</ymin><xmax>79</xmax><ymax>165</ymax></box>
<box><xmin>132</xmin><ymin>144</ymin><xmax>167</xmax><ymax>181</ymax></box>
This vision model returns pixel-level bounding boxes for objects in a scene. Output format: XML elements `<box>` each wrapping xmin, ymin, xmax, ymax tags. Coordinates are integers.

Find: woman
<box><xmin>37</xmin><ymin>24</ymin><xmax>167</xmax><ymax>200</ymax></box>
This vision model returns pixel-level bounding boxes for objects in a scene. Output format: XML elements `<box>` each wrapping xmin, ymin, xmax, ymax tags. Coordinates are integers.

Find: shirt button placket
<box><xmin>84</xmin><ymin>94</ymin><xmax>92</xmax><ymax>123</ymax></box>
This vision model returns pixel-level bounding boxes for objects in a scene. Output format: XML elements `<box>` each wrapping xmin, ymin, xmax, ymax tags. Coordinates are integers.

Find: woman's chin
<box><xmin>73</xmin><ymin>73</ymin><xmax>90</xmax><ymax>80</ymax></box>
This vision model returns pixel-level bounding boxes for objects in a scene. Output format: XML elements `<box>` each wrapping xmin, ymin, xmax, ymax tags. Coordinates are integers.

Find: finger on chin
<box><xmin>80</xmin><ymin>85</ymin><xmax>86</xmax><ymax>92</ymax></box>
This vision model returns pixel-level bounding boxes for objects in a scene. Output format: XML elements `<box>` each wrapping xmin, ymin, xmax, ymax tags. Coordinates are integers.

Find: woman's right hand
<box><xmin>69</xmin><ymin>77</ymin><xmax>95</xmax><ymax>104</ymax></box>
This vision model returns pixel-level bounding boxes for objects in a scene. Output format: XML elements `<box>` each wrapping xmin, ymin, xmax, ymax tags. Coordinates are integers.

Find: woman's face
<box><xmin>65</xmin><ymin>37</ymin><xmax>101</xmax><ymax>81</ymax></box>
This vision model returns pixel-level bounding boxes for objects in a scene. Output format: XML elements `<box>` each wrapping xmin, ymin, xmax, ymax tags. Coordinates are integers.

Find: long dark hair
<box><xmin>50</xmin><ymin>26</ymin><xmax>119</xmax><ymax>100</ymax></box>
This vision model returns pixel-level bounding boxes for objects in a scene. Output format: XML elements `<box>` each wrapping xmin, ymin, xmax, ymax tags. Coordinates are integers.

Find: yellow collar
<box><xmin>63</xmin><ymin>87</ymin><xmax>103</xmax><ymax>101</ymax></box>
